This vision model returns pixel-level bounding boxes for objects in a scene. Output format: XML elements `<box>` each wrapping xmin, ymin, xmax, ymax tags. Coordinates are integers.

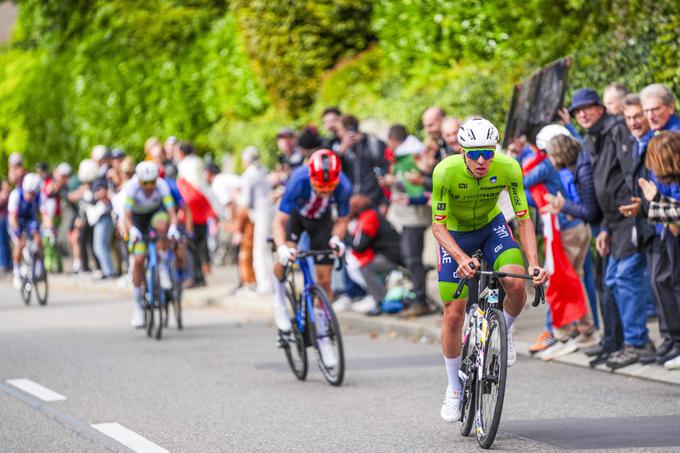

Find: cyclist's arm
<box><xmin>272</xmin><ymin>211</ymin><xmax>289</xmax><ymax>248</ymax></box>
<box><xmin>7</xmin><ymin>191</ymin><xmax>19</xmax><ymax>231</ymax></box>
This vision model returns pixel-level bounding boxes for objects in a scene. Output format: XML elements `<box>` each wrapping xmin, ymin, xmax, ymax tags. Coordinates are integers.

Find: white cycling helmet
<box><xmin>91</xmin><ymin>145</ymin><xmax>108</xmax><ymax>161</ymax></box>
<box><xmin>22</xmin><ymin>172</ymin><xmax>41</xmax><ymax>193</ymax></box>
<box><xmin>457</xmin><ymin>117</ymin><xmax>500</xmax><ymax>149</ymax></box>
<box><xmin>535</xmin><ymin>124</ymin><xmax>571</xmax><ymax>151</ymax></box>
<box><xmin>136</xmin><ymin>161</ymin><xmax>159</xmax><ymax>182</ymax></box>
<box><xmin>55</xmin><ymin>162</ymin><xmax>72</xmax><ymax>177</ymax></box>
<box><xmin>78</xmin><ymin>159</ymin><xmax>99</xmax><ymax>183</ymax></box>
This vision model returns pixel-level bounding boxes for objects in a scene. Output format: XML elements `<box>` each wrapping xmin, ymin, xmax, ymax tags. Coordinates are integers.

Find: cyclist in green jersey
<box><xmin>431</xmin><ymin>117</ymin><xmax>548</xmax><ymax>423</ymax></box>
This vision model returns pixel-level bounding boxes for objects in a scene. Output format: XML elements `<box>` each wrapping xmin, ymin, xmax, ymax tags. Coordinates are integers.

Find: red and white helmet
<box><xmin>308</xmin><ymin>149</ymin><xmax>341</xmax><ymax>191</ymax></box>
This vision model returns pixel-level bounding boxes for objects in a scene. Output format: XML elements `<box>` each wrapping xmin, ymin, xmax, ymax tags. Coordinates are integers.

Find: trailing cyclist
<box><xmin>123</xmin><ymin>161</ymin><xmax>181</xmax><ymax>328</ymax></box>
<box><xmin>271</xmin><ymin>149</ymin><xmax>351</xmax><ymax>367</ymax></box>
<box><xmin>430</xmin><ymin>118</ymin><xmax>548</xmax><ymax>422</ymax></box>
<box><xmin>7</xmin><ymin>173</ymin><xmax>46</xmax><ymax>290</ymax></box>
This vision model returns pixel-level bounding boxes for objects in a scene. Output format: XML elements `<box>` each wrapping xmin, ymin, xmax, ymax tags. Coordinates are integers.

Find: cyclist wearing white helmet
<box><xmin>431</xmin><ymin>117</ymin><xmax>547</xmax><ymax>422</ymax></box>
<box><xmin>123</xmin><ymin>161</ymin><xmax>180</xmax><ymax>327</ymax></box>
<box><xmin>7</xmin><ymin>172</ymin><xmax>47</xmax><ymax>289</ymax></box>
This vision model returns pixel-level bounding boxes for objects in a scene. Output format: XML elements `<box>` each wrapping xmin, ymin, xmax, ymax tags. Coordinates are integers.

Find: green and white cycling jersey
<box><xmin>431</xmin><ymin>152</ymin><xmax>529</xmax><ymax>231</ymax></box>
<box><xmin>124</xmin><ymin>176</ymin><xmax>175</xmax><ymax>215</ymax></box>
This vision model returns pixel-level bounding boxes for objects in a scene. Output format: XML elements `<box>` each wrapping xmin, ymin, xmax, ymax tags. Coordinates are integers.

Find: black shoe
<box><xmin>633</xmin><ymin>341</ymin><xmax>656</xmax><ymax>364</ymax></box>
<box><xmin>589</xmin><ymin>350</ymin><xmax>612</xmax><ymax>368</ymax></box>
<box><xmin>657</xmin><ymin>338</ymin><xmax>675</xmax><ymax>358</ymax></box>
<box><xmin>606</xmin><ymin>347</ymin><xmax>639</xmax><ymax>370</ymax></box>
<box><xmin>656</xmin><ymin>345</ymin><xmax>680</xmax><ymax>364</ymax></box>
<box><xmin>584</xmin><ymin>343</ymin><xmax>604</xmax><ymax>357</ymax></box>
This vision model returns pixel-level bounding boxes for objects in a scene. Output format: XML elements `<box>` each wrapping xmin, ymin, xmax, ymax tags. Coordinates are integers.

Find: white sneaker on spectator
<box><xmin>159</xmin><ymin>267</ymin><xmax>172</xmax><ymax>290</ymax></box>
<box><xmin>317</xmin><ymin>338</ymin><xmax>338</xmax><ymax>368</ymax></box>
<box><xmin>274</xmin><ymin>302</ymin><xmax>292</xmax><ymax>332</ymax></box>
<box><xmin>332</xmin><ymin>294</ymin><xmax>352</xmax><ymax>313</ymax></box>
<box><xmin>664</xmin><ymin>354</ymin><xmax>680</xmax><ymax>370</ymax></box>
<box><xmin>12</xmin><ymin>273</ymin><xmax>22</xmax><ymax>290</ymax></box>
<box><xmin>235</xmin><ymin>285</ymin><xmax>258</xmax><ymax>298</ymax></box>
<box><xmin>351</xmin><ymin>295</ymin><xmax>377</xmax><ymax>314</ymax></box>
<box><xmin>131</xmin><ymin>304</ymin><xmax>145</xmax><ymax>328</ymax></box>
<box><xmin>507</xmin><ymin>325</ymin><xmax>517</xmax><ymax>367</ymax></box>
<box><xmin>440</xmin><ymin>387</ymin><xmax>461</xmax><ymax>422</ymax></box>
<box><xmin>541</xmin><ymin>338</ymin><xmax>579</xmax><ymax>361</ymax></box>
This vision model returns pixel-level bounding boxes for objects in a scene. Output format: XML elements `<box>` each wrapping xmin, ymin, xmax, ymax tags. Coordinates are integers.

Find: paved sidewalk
<box><xmin>38</xmin><ymin>264</ymin><xmax>680</xmax><ymax>387</ymax></box>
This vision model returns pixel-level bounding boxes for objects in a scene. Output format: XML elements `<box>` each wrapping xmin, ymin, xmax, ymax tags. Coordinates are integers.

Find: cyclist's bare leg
<box><xmin>132</xmin><ymin>254</ymin><xmax>145</xmax><ymax>287</ymax></box>
<box><xmin>31</xmin><ymin>231</ymin><xmax>43</xmax><ymax>254</ymax></box>
<box><xmin>498</xmin><ymin>264</ymin><xmax>528</xmax><ymax>317</ymax></box>
<box><xmin>315</xmin><ymin>264</ymin><xmax>333</xmax><ymax>301</ymax></box>
<box><xmin>12</xmin><ymin>236</ymin><xmax>25</xmax><ymax>265</ymax></box>
<box><xmin>441</xmin><ymin>299</ymin><xmax>466</xmax><ymax>357</ymax></box>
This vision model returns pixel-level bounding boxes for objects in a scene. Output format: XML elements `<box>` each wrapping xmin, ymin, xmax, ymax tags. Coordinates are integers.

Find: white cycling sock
<box><xmin>275</xmin><ymin>280</ymin><xmax>286</xmax><ymax>308</ymax></box>
<box><xmin>315</xmin><ymin>308</ymin><xmax>327</xmax><ymax>335</ymax></box>
<box><xmin>503</xmin><ymin>310</ymin><xmax>517</xmax><ymax>331</ymax></box>
<box><xmin>444</xmin><ymin>355</ymin><xmax>462</xmax><ymax>394</ymax></box>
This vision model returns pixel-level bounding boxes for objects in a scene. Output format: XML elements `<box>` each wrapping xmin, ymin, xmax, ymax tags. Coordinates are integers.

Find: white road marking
<box><xmin>6</xmin><ymin>378</ymin><xmax>67</xmax><ymax>402</ymax></box>
<box><xmin>92</xmin><ymin>423</ymin><xmax>169</xmax><ymax>453</ymax></box>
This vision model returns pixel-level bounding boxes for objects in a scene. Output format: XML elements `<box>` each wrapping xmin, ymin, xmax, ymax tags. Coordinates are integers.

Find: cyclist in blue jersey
<box><xmin>272</xmin><ymin>150</ymin><xmax>351</xmax><ymax>364</ymax></box>
<box><xmin>7</xmin><ymin>173</ymin><xmax>46</xmax><ymax>289</ymax></box>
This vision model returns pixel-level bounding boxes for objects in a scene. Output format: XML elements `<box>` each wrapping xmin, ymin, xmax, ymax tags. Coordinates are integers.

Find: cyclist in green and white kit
<box><xmin>431</xmin><ymin>118</ymin><xmax>548</xmax><ymax>422</ymax></box>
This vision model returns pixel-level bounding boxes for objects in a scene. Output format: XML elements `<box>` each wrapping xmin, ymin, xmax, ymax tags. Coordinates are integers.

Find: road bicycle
<box><xmin>455</xmin><ymin>251</ymin><xmax>544</xmax><ymax>449</ymax></box>
<box><xmin>19</xmin><ymin>236</ymin><xmax>48</xmax><ymax>306</ymax></box>
<box><xmin>278</xmin><ymin>248</ymin><xmax>345</xmax><ymax>386</ymax></box>
<box><xmin>162</xmin><ymin>243</ymin><xmax>183</xmax><ymax>331</ymax></box>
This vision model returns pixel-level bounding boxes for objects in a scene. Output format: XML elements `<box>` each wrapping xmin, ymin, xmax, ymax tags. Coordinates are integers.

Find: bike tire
<box><xmin>476</xmin><ymin>308</ymin><xmax>507</xmax><ymax>449</ymax></box>
<box><xmin>282</xmin><ymin>282</ymin><xmax>307</xmax><ymax>381</ymax></box>
<box><xmin>458</xmin><ymin>305</ymin><xmax>478</xmax><ymax>437</ymax></box>
<box><xmin>308</xmin><ymin>286</ymin><xmax>345</xmax><ymax>386</ymax></box>
<box><xmin>20</xmin><ymin>278</ymin><xmax>31</xmax><ymax>305</ymax></box>
<box><xmin>173</xmin><ymin>274</ymin><xmax>183</xmax><ymax>330</ymax></box>
<box><xmin>154</xmin><ymin>267</ymin><xmax>164</xmax><ymax>340</ymax></box>
<box><xmin>145</xmin><ymin>269</ymin><xmax>155</xmax><ymax>338</ymax></box>
<box><xmin>33</xmin><ymin>256</ymin><xmax>48</xmax><ymax>306</ymax></box>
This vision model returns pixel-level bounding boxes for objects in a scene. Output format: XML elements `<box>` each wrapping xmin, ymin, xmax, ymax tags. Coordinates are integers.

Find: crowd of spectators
<box><xmin>1</xmin><ymin>81</ymin><xmax>679</xmax><ymax>372</ymax></box>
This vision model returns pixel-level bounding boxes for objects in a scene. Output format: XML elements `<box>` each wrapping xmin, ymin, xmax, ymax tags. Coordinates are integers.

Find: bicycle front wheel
<box><xmin>282</xmin><ymin>282</ymin><xmax>307</xmax><ymax>380</ymax></box>
<box><xmin>308</xmin><ymin>286</ymin><xmax>345</xmax><ymax>386</ymax></box>
<box><xmin>33</xmin><ymin>257</ymin><xmax>48</xmax><ymax>306</ymax></box>
<box><xmin>458</xmin><ymin>304</ymin><xmax>478</xmax><ymax>437</ymax></box>
<box><xmin>476</xmin><ymin>308</ymin><xmax>507</xmax><ymax>449</ymax></box>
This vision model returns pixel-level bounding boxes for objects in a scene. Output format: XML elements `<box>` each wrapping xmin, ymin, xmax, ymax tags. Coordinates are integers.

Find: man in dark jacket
<box><xmin>571</xmin><ymin>88</ymin><xmax>653</xmax><ymax>369</ymax></box>
<box><xmin>336</xmin><ymin>115</ymin><xmax>389</xmax><ymax>215</ymax></box>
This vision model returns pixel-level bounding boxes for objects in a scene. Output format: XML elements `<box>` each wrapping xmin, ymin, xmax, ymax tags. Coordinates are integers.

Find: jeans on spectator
<box><xmin>192</xmin><ymin>223</ymin><xmax>209</xmax><ymax>284</ymax></box>
<box><xmin>652</xmin><ymin>232</ymin><xmax>680</xmax><ymax>344</ymax></box>
<box><xmin>583</xmin><ymin>251</ymin><xmax>599</xmax><ymax>329</ymax></box>
<box><xmin>605</xmin><ymin>251</ymin><xmax>649</xmax><ymax>347</ymax></box>
<box><xmin>358</xmin><ymin>254</ymin><xmax>399</xmax><ymax>302</ymax></box>
<box><xmin>401</xmin><ymin>226</ymin><xmax>427</xmax><ymax>307</ymax></box>
<box><xmin>0</xmin><ymin>215</ymin><xmax>11</xmax><ymax>271</ymax></box>
<box><xmin>93</xmin><ymin>215</ymin><xmax>114</xmax><ymax>277</ymax></box>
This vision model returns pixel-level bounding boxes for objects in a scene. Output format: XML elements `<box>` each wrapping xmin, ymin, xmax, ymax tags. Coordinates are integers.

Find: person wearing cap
<box><xmin>277</xmin><ymin>127</ymin><xmax>304</xmax><ymax>173</ymax></box>
<box><xmin>570</xmin><ymin>87</ymin><xmax>654</xmax><ymax>369</ymax></box>
<box><xmin>523</xmin><ymin>124</ymin><xmax>600</xmax><ymax>356</ymax></box>
<box><xmin>91</xmin><ymin>145</ymin><xmax>111</xmax><ymax>179</ymax></box>
<box><xmin>321</xmin><ymin>107</ymin><xmax>342</xmax><ymax>153</ymax></box>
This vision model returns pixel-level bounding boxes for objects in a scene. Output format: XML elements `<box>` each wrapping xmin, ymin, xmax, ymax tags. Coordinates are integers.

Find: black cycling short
<box><xmin>285</xmin><ymin>209</ymin><xmax>334</xmax><ymax>265</ymax></box>
<box><xmin>132</xmin><ymin>209</ymin><xmax>168</xmax><ymax>235</ymax></box>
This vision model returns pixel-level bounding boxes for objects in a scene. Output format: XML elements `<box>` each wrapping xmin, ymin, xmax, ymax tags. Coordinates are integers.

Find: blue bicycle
<box><xmin>142</xmin><ymin>231</ymin><xmax>181</xmax><ymax>340</ymax></box>
<box><xmin>279</xmin><ymin>248</ymin><xmax>345</xmax><ymax>386</ymax></box>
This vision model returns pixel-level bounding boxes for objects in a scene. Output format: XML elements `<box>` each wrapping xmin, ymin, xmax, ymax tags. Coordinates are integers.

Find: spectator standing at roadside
<box><xmin>321</xmin><ymin>107</ymin><xmax>343</xmax><ymax>153</ymax></box>
<box><xmin>440</xmin><ymin>117</ymin><xmax>462</xmax><ymax>155</ymax></box>
<box><xmin>421</xmin><ymin>107</ymin><xmax>452</xmax><ymax>162</ymax></box>
<box><xmin>336</xmin><ymin>114</ymin><xmax>389</xmax><ymax>215</ymax></box>
<box><xmin>639</xmin><ymin>131</ymin><xmax>680</xmax><ymax>369</ymax></box>
<box><xmin>277</xmin><ymin>127</ymin><xmax>304</xmax><ymax>172</ymax></box>
<box><xmin>570</xmin><ymin>88</ymin><xmax>653</xmax><ymax>369</ymax></box>
<box><xmin>297</xmin><ymin>126</ymin><xmax>323</xmax><ymax>160</ymax></box>
<box><xmin>89</xmin><ymin>178</ymin><xmax>115</xmax><ymax>279</ymax></box>
<box><xmin>69</xmin><ymin>159</ymin><xmax>100</xmax><ymax>274</ymax></box>
<box><xmin>238</xmin><ymin>147</ymin><xmax>274</xmax><ymax>295</ymax></box>
<box><xmin>384</xmin><ymin>125</ymin><xmax>432</xmax><ymax>317</ymax></box>
<box><xmin>0</xmin><ymin>179</ymin><xmax>11</xmax><ymax>273</ymax></box>
<box><xmin>8</xmin><ymin>152</ymin><xmax>26</xmax><ymax>187</ymax></box>
<box><xmin>603</xmin><ymin>83</ymin><xmax>629</xmax><ymax>116</ymax></box>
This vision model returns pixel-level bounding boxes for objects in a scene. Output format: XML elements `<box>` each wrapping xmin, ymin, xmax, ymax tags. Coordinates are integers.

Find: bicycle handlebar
<box><xmin>452</xmin><ymin>264</ymin><xmax>545</xmax><ymax>307</ymax></box>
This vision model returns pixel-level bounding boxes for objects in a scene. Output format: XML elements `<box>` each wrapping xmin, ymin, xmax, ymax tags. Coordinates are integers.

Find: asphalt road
<box><xmin>1</xmin><ymin>278</ymin><xmax>680</xmax><ymax>452</ymax></box>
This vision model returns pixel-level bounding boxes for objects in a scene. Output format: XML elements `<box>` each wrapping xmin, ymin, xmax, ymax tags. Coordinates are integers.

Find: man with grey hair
<box><xmin>603</xmin><ymin>83</ymin><xmax>629</xmax><ymax>116</ymax></box>
<box><xmin>421</xmin><ymin>106</ymin><xmax>453</xmax><ymax>161</ymax></box>
<box><xmin>238</xmin><ymin>146</ymin><xmax>274</xmax><ymax>294</ymax></box>
<box><xmin>440</xmin><ymin>117</ymin><xmax>462</xmax><ymax>154</ymax></box>
<box><xmin>640</xmin><ymin>83</ymin><xmax>679</xmax><ymax>132</ymax></box>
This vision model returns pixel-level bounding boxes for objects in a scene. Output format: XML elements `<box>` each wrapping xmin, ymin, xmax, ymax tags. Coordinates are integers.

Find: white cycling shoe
<box><xmin>131</xmin><ymin>303</ymin><xmax>145</xmax><ymax>328</ymax></box>
<box><xmin>317</xmin><ymin>338</ymin><xmax>338</xmax><ymax>368</ymax></box>
<box><xmin>507</xmin><ymin>325</ymin><xmax>517</xmax><ymax>367</ymax></box>
<box><xmin>13</xmin><ymin>273</ymin><xmax>22</xmax><ymax>290</ymax></box>
<box><xmin>274</xmin><ymin>302</ymin><xmax>292</xmax><ymax>332</ymax></box>
<box><xmin>440</xmin><ymin>387</ymin><xmax>461</xmax><ymax>422</ymax></box>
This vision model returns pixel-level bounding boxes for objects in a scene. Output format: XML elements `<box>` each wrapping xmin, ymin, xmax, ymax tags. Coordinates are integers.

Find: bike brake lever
<box><xmin>531</xmin><ymin>284</ymin><xmax>545</xmax><ymax>307</ymax></box>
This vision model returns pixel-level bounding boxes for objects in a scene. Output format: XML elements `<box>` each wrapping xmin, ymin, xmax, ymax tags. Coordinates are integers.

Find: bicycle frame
<box><xmin>291</xmin><ymin>256</ymin><xmax>317</xmax><ymax>336</ymax></box>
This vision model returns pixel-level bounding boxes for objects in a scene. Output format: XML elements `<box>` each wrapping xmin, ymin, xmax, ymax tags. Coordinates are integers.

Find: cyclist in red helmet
<box><xmin>272</xmin><ymin>149</ymin><xmax>352</xmax><ymax>332</ymax></box>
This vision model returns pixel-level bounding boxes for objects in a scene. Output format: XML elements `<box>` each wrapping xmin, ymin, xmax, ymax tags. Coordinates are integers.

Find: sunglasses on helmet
<box><xmin>464</xmin><ymin>148</ymin><xmax>495</xmax><ymax>161</ymax></box>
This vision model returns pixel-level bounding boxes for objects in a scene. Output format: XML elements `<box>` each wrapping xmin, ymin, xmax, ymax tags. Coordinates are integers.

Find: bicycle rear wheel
<box><xmin>458</xmin><ymin>304</ymin><xmax>478</xmax><ymax>437</ymax></box>
<box><xmin>33</xmin><ymin>256</ymin><xmax>48</xmax><ymax>306</ymax></box>
<box><xmin>282</xmin><ymin>282</ymin><xmax>307</xmax><ymax>380</ymax></box>
<box><xmin>476</xmin><ymin>308</ymin><xmax>507</xmax><ymax>449</ymax></box>
<box><xmin>154</xmin><ymin>267</ymin><xmax>164</xmax><ymax>340</ymax></box>
<box><xmin>145</xmin><ymin>269</ymin><xmax>154</xmax><ymax>338</ymax></box>
<box><xmin>20</xmin><ymin>278</ymin><xmax>31</xmax><ymax>305</ymax></box>
<box><xmin>308</xmin><ymin>286</ymin><xmax>345</xmax><ymax>386</ymax></box>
